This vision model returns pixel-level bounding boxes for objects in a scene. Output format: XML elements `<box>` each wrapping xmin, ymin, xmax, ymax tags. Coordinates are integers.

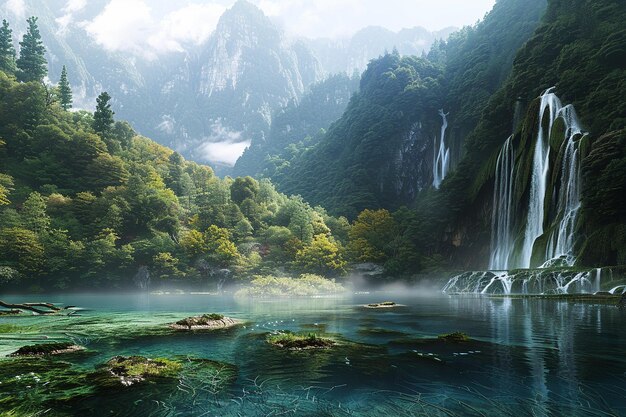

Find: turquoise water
<box><xmin>1</xmin><ymin>292</ymin><xmax>625</xmax><ymax>416</ymax></box>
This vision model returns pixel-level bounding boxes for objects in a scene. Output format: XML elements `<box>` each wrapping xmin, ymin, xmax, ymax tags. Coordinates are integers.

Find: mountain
<box><xmin>1</xmin><ymin>0</ymin><xmax>458</xmax><ymax>175</ymax></box>
<box><xmin>232</xmin><ymin>73</ymin><xmax>360</xmax><ymax>178</ymax></box>
<box><xmin>269</xmin><ymin>0</ymin><xmax>548</xmax><ymax>218</ymax></box>
<box><xmin>306</xmin><ymin>25</ymin><xmax>456</xmax><ymax>76</ymax></box>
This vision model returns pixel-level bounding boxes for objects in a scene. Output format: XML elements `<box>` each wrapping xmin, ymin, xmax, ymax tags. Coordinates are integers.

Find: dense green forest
<box><xmin>0</xmin><ymin>18</ymin><xmax>423</xmax><ymax>290</ymax></box>
<box><xmin>1</xmin><ymin>0</ymin><xmax>625</xmax><ymax>291</ymax></box>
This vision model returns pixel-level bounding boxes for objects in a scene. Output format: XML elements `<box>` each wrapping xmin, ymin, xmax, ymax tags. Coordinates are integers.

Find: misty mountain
<box><xmin>307</xmin><ymin>25</ymin><xmax>456</xmax><ymax>76</ymax></box>
<box><xmin>1</xmin><ymin>0</ymin><xmax>456</xmax><ymax>174</ymax></box>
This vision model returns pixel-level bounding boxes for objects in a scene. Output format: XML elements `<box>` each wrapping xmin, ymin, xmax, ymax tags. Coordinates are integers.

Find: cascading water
<box><xmin>544</xmin><ymin>104</ymin><xmax>584</xmax><ymax>266</ymax></box>
<box><xmin>489</xmin><ymin>135</ymin><xmax>515</xmax><ymax>270</ymax></box>
<box><xmin>520</xmin><ymin>88</ymin><xmax>562</xmax><ymax>268</ymax></box>
<box><xmin>487</xmin><ymin>88</ymin><xmax>586</xmax><ymax>270</ymax></box>
<box><xmin>443</xmin><ymin>268</ymin><xmax>604</xmax><ymax>295</ymax></box>
<box><xmin>433</xmin><ymin>109</ymin><xmax>450</xmax><ymax>189</ymax></box>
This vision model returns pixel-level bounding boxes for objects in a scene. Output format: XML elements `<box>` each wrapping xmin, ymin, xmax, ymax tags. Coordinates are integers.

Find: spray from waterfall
<box><xmin>489</xmin><ymin>135</ymin><xmax>515</xmax><ymax>270</ymax></box>
<box><xmin>433</xmin><ymin>109</ymin><xmax>450</xmax><ymax>189</ymax></box>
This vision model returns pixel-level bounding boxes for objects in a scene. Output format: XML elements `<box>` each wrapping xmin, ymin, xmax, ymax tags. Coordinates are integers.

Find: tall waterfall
<box><xmin>520</xmin><ymin>88</ymin><xmax>561</xmax><ymax>268</ymax></box>
<box><xmin>487</xmin><ymin>88</ymin><xmax>586</xmax><ymax>271</ymax></box>
<box><xmin>433</xmin><ymin>109</ymin><xmax>450</xmax><ymax>189</ymax></box>
<box><xmin>544</xmin><ymin>104</ymin><xmax>584</xmax><ymax>266</ymax></box>
<box><xmin>489</xmin><ymin>135</ymin><xmax>515</xmax><ymax>270</ymax></box>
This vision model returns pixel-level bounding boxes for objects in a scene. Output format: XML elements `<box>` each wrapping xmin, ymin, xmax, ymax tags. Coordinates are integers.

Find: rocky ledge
<box><xmin>169</xmin><ymin>314</ymin><xmax>241</xmax><ymax>330</ymax></box>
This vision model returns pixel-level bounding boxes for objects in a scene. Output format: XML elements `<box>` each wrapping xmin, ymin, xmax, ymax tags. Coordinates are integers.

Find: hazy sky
<box><xmin>4</xmin><ymin>0</ymin><xmax>496</xmax><ymax>56</ymax></box>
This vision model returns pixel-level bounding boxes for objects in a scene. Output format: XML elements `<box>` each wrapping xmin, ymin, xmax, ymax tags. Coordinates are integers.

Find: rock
<box><xmin>0</xmin><ymin>309</ymin><xmax>21</xmax><ymax>316</ymax></box>
<box><xmin>9</xmin><ymin>342</ymin><xmax>84</xmax><ymax>357</ymax></box>
<box><xmin>619</xmin><ymin>293</ymin><xmax>626</xmax><ymax>309</ymax></box>
<box><xmin>364</xmin><ymin>301</ymin><xmax>404</xmax><ymax>309</ymax></box>
<box><xmin>169</xmin><ymin>314</ymin><xmax>242</xmax><ymax>330</ymax></box>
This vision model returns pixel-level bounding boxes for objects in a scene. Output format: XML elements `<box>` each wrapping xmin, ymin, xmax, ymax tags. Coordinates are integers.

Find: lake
<box><xmin>1</xmin><ymin>292</ymin><xmax>625</xmax><ymax>416</ymax></box>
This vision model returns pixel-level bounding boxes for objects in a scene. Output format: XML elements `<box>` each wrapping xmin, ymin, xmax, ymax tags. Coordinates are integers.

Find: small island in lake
<box><xmin>267</xmin><ymin>332</ymin><xmax>336</xmax><ymax>350</ymax></box>
<box><xmin>169</xmin><ymin>314</ymin><xmax>242</xmax><ymax>330</ymax></box>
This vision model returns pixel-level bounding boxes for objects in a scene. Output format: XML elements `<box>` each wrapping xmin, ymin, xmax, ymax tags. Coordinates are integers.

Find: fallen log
<box><xmin>0</xmin><ymin>300</ymin><xmax>63</xmax><ymax>315</ymax></box>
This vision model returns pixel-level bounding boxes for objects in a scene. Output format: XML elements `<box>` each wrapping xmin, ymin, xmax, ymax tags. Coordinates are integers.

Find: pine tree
<box><xmin>93</xmin><ymin>92</ymin><xmax>115</xmax><ymax>137</ymax></box>
<box><xmin>0</xmin><ymin>19</ymin><xmax>17</xmax><ymax>75</ymax></box>
<box><xmin>58</xmin><ymin>65</ymin><xmax>72</xmax><ymax>110</ymax></box>
<box><xmin>16</xmin><ymin>16</ymin><xmax>47</xmax><ymax>83</ymax></box>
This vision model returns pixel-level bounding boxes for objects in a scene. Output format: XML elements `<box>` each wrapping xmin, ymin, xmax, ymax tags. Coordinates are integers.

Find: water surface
<box><xmin>1</xmin><ymin>292</ymin><xmax>625</xmax><ymax>416</ymax></box>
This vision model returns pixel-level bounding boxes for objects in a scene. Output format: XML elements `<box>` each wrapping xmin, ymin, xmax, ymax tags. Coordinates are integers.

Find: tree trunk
<box><xmin>0</xmin><ymin>300</ymin><xmax>62</xmax><ymax>315</ymax></box>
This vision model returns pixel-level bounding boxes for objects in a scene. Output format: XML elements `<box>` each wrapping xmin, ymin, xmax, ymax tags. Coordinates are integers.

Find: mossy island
<box><xmin>9</xmin><ymin>342</ymin><xmax>84</xmax><ymax>357</ymax></box>
<box><xmin>98</xmin><ymin>356</ymin><xmax>182</xmax><ymax>387</ymax></box>
<box><xmin>169</xmin><ymin>314</ymin><xmax>242</xmax><ymax>330</ymax></box>
<box><xmin>267</xmin><ymin>332</ymin><xmax>336</xmax><ymax>350</ymax></box>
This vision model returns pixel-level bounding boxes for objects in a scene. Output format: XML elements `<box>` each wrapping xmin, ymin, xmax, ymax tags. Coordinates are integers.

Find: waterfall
<box><xmin>489</xmin><ymin>135</ymin><xmax>515</xmax><ymax>270</ymax></box>
<box><xmin>433</xmin><ymin>109</ymin><xmax>450</xmax><ymax>189</ymax></box>
<box><xmin>520</xmin><ymin>88</ymin><xmax>562</xmax><ymax>268</ymax></box>
<box><xmin>544</xmin><ymin>104</ymin><xmax>584</xmax><ymax>265</ymax></box>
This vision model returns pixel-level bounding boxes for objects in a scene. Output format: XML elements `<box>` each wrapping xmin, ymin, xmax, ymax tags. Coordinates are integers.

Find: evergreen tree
<box><xmin>58</xmin><ymin>65</ymin><xmax>72</xmax><ymax>110</ymax></box>
<box><xmin>0</xmin><ymin>19</ymin><xmax>16</xmax><ymax>75</ymax></box>
<box><xmin>93</xmin><ymin>91</ymin><xmax>115</xmax><ymax>137</ymax></box>
<box><xmin>16</xmin><ymin>16</ymin><xmax>47</xmax><ymax>83</ymax></box>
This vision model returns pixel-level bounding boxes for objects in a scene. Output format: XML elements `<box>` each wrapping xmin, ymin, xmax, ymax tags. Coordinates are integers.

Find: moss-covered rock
<box><xmin>438</xmin><ymin>332</ymin><xmax>470</xmax><ymax>343</ymax></box>
<box><xmin>267</xmin><ymin>331</ymin><xmax>335</xmax><ymax>350</ymax></box>
<box><xmin>169</xmin><ymin>314</ymin><xmax>241</xmax><ymax>330</ymax></box>
<box><xmin>8</xmin><ymin>342</ymin><xmax>84</xmax><ymax>357</ymax></box>
<box><xmin>98</xmin><ymin>356</ymin><xmax>182</xmax><ymax>386</ymax></box>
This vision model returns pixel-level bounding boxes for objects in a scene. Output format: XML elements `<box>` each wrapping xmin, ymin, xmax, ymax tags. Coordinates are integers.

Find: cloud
<box><xmin>83</xmin><ymin>0</ymin><xmax>155</xmax><ymax>57</ymax></box>
<box><xmin>3</xmin><ymin>0</ymin><xmax>26</xmax><ymax>18</ymax></box>
<box><xmin>82</xmin><ymin>1</ymin><xmax>225</xmax><ymax>57</ymax></box>
<box><xmin>198</xmin><ymin>121</ymin><xmax>250</xmax><ymax>167</ymax></box>
<box><xmin>63</xmin><ymin>0</ymin><xmax>86</xmax><ymax>13</ymax></box>
<box><xmin>148</xmin><ymin>3</ymin><xmax>226</xmax><ymax>52</ymax></box>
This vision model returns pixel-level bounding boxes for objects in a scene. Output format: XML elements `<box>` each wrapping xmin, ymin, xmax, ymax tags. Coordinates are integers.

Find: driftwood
<box><xmin>0</xmin><ymin>300</ymin><xmax>64</xmax><ymax>315</ymax></box>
